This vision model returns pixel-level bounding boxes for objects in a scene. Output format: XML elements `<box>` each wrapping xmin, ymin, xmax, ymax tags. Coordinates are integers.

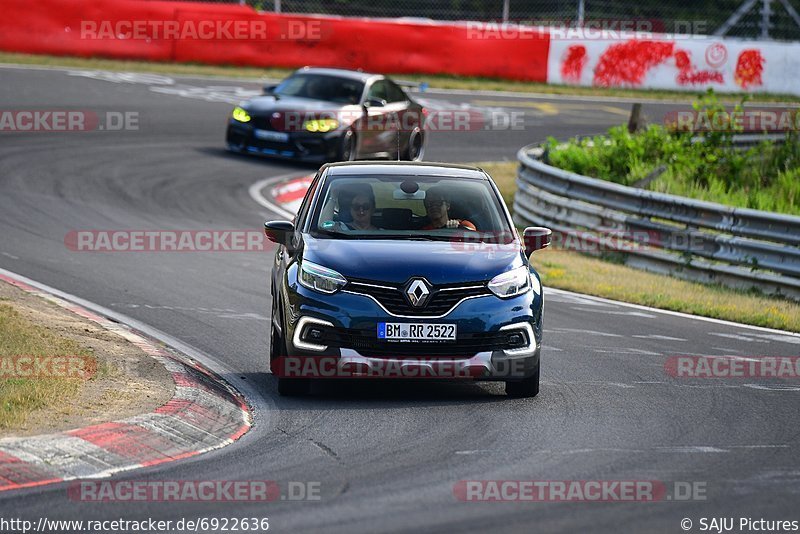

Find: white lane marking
<box><xmin>571</xmin><ymin>307</ymin><xmax>657</xmax><ymax>318</ymax></box>
<box><xmin>67</xmin><ymin>70</ymin><xmax>175</xmax><ymax>85</ymax></box>
<box><xmin>743</xmin><ymin>384</ymin><xmax>800</xmax><ymax>391</ymax></box>
<box><xmin>545</xmin><ymin>287</ymin><xmax>800</xmax><ymax>338</ymax></box>
<box><xmin>657</xmin><ymin>446</ymin><xmax>728</xmax><ymax>453</ymax></box>
<box><xmin>248</xmin><ymin>173</ymin><xmax>308</xmax><ymax>220</ymax></box>
<box><xmin>1</xmin><ymin>252</ymin><xmax>19</xmax><ymax>260</ymax></box>
<box><xmin>454</xmin><ymin>450</ymin><xmax>491</xmax><ymax>455</ymax></box>
<box><xmin>711</xmin><ymin>347</ymin><xmax>744</xmax><ymax>353</ymax></box>
<box><xmin>542</xmin><ymin>345</ymin><xmax>563</xmax><ymax>352</ymax></box>
<box><xmin>749</xmin><ymin>333</ymin><xmax>800</xmax><ymax>344</ymax></box>
<box><xmin>592</xmin><ymin>348</ymin><xmax>661</xmax><ymax>355</ymax></box>
<box><xmin>562</xmin><ymin>380</ymin><xmax>636</xmax><ymax>388</ymax></box>
<box><xmin>709</xmin><ymin>332</ymin><xmax>771</xmax><ymax>343</ymax></box>
<box><xmin>632</xmin><ymin>334</ymin><xmax>688</xmax><ymax>341</ymax></box>
<box><xmin>548</xmin><ymin>327</ymin><xmax>623</xmax><ymax>338</ymax></box>
<box><xmin>527</xmin><ymin>444</ymin><xmax>789</xmax><ymax>455</ymax></box>
<box><xmin>150</xmin><ymin>85</ymin><xmax>261</xmax><ymax>104</ymax></box>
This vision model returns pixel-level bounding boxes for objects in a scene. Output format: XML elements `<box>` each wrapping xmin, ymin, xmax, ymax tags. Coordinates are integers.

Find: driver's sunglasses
<box><xmin>351</xmin><ymin>203</ymin><xmax>373</xmax><ymax>212</ymax></box>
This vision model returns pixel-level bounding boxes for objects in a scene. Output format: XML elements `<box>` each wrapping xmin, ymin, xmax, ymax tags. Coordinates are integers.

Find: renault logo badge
<box><xmin>406</xmin><ymin>279</ymin><xmax>431</xmax><ymax>307</ymax></box>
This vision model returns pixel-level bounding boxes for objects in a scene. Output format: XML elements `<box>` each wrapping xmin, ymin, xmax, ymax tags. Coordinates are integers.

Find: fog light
<box><xmin>307</xmin><ymin>327</ymin><xmax>324</xmax><ymax>341</ymax></box>
<box><xmin>508</xmin><ymin>333</ymin><xmax>524</xmax><ymax>346</ymax></box>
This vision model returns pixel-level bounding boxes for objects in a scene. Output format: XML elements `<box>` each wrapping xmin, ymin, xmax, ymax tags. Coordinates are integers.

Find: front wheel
<box><xmin>404</xmin><ymin>130</ymin><xmax>425</xmax><ymax>161</ymax></box>
<box><xmin>338</xmin><ymin>130</ymin><xmax>357</xmax><ymax>162</ymax></box>
<box><xmin>505</xmin><ymin>364</ymin><xmax>540</xmax><ymax>398</ymax></box>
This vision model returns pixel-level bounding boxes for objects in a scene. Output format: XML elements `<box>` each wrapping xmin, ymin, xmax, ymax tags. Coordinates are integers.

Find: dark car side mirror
<box><xmin>263</xmin><ymin>84</ymin><xmax>277</xmax><ymax>95</ymax></box>
<box><xmin>364</xmin><ymin>98</ymin><xmax>386</xmax><ymax>108</ymax></box>
<box><xmin>523</xmin><ymin>227</ymin><xmax>552</xmax><ymax>257</ymax></box>
<box><xmin>264</xmin><ymin>220</ymin><xmax>295</xmax><ymax>246</ymax></box>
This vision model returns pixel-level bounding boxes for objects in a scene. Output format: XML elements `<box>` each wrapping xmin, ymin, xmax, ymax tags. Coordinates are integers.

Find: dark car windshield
<box><xmin>309</xmin><ymin>174</ymin><xmax>515</xmax><ymax>243</ymax></box>
<box><xmin>273</xmin><ymin>74</ymin><xmax>364</xmax><ymax>104</ymax></box>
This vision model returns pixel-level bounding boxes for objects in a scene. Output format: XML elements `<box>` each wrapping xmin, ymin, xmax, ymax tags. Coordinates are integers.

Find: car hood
<box><xmin>243</xmin><ymin>96</ymin><xmax>352</xmax><ymax>114</ymax></box>
<box><xmin>302</xmin><ymin>236</ymin><xmax>524</xmax><ymax>285</ymax></box>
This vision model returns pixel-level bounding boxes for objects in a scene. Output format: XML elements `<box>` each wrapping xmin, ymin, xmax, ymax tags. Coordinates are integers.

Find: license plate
<box><xmin>377</xmin><ymin>322</ymin><xmax>457</xmax><ymax>341</ymax></box>
<box><xmin>254</xmin><ymin>129</ymin><xmax>289</xmax><ymax>143</ymax></box>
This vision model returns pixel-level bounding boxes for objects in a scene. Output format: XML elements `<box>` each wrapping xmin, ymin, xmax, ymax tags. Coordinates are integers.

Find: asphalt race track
<box><xmin>1</xmin><ymin>65</ymin><xmax>799</xmax><ymax>533</ymax></box>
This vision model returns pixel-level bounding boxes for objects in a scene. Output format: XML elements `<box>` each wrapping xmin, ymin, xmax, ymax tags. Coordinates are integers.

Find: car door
<box><xmin>384</xmin><ymin>80</ymin><xmax>417</xmax><ymax>156</ymax></box>
<box><xmin>360</xmin><ymin>79</ymin><xmax>396</xmax><ymax>158</ymax></box>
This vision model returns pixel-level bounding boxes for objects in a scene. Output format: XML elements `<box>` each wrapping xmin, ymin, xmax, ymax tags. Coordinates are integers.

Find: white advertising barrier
<box><xmin>547</xmin><ymin>34</ymin><xmax>800</xmax><ymax>96</ymax></box>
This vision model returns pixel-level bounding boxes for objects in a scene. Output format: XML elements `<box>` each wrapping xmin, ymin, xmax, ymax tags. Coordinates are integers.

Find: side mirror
<box><xmin>523</xmin><ymin>227</ymin><xmax>552</xmax><ymax>256</ymax></box>
<box><xmin>364</xmin><ymin>98</ymin><xmax>386</xmax><ymax>108</ymax></box>
<box><xmin>263</xmin><ymin>85</ymin><xmax>277</xmax><ymax>95</ymax></box>
<box><xmin>264</xmin><ymin>220</ymin><xmax>294</xmax><ymax>245</ymax></box>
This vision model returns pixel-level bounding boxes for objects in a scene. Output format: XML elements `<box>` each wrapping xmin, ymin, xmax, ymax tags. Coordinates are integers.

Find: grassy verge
<box><xmin>3</xmin><ymin>51</ymin><xmax>800</xmax><ymax>103</ymax></box>
<box><xmin>476</xmin><ymin>160</ymin><xmax>800</xmax><ymax>332</ymax></box>
<box><xmin>0</xmin><ymin>303</ymin><xmax>95</xmax><ymax>430</ymax></box>
<box><xmin>544</xmin><ymin>91</ymin><xmax>800</xmax><ymax>215</ymax></box>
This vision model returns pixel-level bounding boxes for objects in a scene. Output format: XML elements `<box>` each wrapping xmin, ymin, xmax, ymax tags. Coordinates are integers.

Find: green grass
<box><xmin>0</xmin><ymin>304</ymin><xmax>95</xmax><ymax>431</ymax></box>
<box><xmin>543</xmin><ymin>91</ymin><xmax>800</xmax><ymax>215</ymax></box>
<box><xmin>3</xmin><ymin>51</ymin><xmax>800</xmax><ymax>103</ymax></box>
<box><xmin>476</xmin><ymin>160</ymin><xmax>800</xmax><ymax>332</ymax></box>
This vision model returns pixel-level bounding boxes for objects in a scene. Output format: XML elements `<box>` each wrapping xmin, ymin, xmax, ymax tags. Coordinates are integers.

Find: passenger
<box><xmin>421</xmin><ymin>186</ymin><xmax>477</xmax><ymax>231</ymax></box>
<box><xmin>346</xmin><ymin>191</ymin><xmax>379</xmax><ymax>231</ymax></box>
<box><xmin>320</xmin><ymin>183</ymin><xmax>380</xmax><ymax>231</ymax></box>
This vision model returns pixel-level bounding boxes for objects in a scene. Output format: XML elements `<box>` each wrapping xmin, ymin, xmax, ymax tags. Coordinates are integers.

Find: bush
<box><xmin>544</xmin><ymin>90</ymin><xmax>800</xmax><ymax>215</ymax></box>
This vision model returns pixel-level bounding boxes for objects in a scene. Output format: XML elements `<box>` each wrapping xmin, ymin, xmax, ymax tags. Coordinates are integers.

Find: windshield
<box><xmin>273</xmin><ymin>74</ymin><xmax>364</xmax><ymax>104</ymax></box>
<box><xmin>309</xmin><ymin>174</ymin><xmax>514</xmax><ymax>243</ymax></box>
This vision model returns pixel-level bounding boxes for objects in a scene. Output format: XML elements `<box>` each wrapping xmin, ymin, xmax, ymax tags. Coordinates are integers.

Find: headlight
<box><xmin>304</xmin><ymin>118</ymin><xmax>339</xmax><ymax>132</ymax></box>
<box><xmin>298</xmin><ymin>260</ymin><xmax>347</xmax><ymax>294</ymax></box>
<box><xmin>488</xmin><ymin>266</ymin><xmax>531</xmax><ymax>299</ymax></box>
<box><xmin>232</xmin><ymin>106</ymin><xmax>251</xmax><ymax>123</ymax></box>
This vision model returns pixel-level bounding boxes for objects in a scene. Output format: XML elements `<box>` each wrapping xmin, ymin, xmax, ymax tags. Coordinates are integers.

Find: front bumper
<box><xmin>226</xmin><ymin>121</ymin><xmax>342</xmax><ymax>163</ymax></box>
<box><xmin>274</xmin><ymin>271</ymin><xmax>543</xmax><ymax>381</ymax></box>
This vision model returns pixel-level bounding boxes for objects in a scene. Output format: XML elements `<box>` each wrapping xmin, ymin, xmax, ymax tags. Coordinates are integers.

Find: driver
<box><xmin>421</xmin><ymin>186</ymin><xmax>477</xmax><ymax>231</ymax></box>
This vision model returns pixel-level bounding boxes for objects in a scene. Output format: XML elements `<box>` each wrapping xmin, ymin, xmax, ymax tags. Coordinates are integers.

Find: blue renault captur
<box><xmin>264</xmin><ymin>162</ymin><xmax>552</xmax><ymax>397</ymax></box>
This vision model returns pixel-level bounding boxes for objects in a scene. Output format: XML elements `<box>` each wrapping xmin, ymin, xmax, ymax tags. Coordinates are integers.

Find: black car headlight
<box><xmin>298</xmin><ymin>260</ymin><xmax>347</xmax><ymax>294</ymax></box>
<box><xmin>488</xmin><ymin>266</ymin><xmax>530</xmax><ymax>298</ymax></box>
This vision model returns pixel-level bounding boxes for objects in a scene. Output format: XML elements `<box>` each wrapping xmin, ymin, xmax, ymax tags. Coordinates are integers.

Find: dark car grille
<box><xmin>345</xmin><ymin>278</ymin><xmax>491</xmax><ymax>317</ymax></box>
<box><xmin>324</xmin><ymin>328</ymin><xmax>517</xmax><ymax>359</ymax></box>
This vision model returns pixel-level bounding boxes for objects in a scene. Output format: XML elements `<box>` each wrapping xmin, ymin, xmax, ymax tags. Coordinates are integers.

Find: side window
<box><xmin>366</xmin><ymin>80</ymin><xmax>388</xmax><ymax>103</ymax></box>
<box><xmin>295</xmin><ymin>174</ymin><xmax>320</xmax><ymax>229</ymax></box>
<box><xmin>385</xmin><ymin>81</ymin><xmax>407</xmax><ymax>103</ymax></box>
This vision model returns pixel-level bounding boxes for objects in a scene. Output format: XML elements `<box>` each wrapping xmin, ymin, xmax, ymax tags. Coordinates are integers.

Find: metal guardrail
<box><xmin>513</xmin><ymin>142</ymin><xmax>800</xmax><ymax>300</ymax></box>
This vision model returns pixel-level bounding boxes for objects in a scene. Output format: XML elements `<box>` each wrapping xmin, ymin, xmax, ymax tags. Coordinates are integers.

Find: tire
<box><xmin>338</xmin><ymin>130</ymin><xmax>357</xmax><ymax>162</ymax></box>
<box><xmin>404</xmin><ymin>130</ymin><xmax>425</xmax><ymax>161</ymax></box>
<box><xmin>505</xmin><ymin>363</ymin><xmax>540</xmax><ymax>398</ymax></box>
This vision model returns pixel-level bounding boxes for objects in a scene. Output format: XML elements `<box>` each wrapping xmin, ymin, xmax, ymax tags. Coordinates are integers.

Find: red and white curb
<box><xmin>249</xmin><ymin>173</ymin><xmax>313</xmax><ymax>220</ymax></box>
<box><xmin>269</xmin><ymin>175</ymin><xmax>313</xmax><ymax>214</ymax></box>
<box><xmin>0</xmin><ymin>272</ymin><xmax>252</xmax><ymax>492</ymax></box>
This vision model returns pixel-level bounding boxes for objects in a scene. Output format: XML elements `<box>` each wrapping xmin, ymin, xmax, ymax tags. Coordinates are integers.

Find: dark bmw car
<box><xmin>227</xmin><ymin>67</ymin><xmax>427</xmax><ymax>163</ymax></box>
<box><xmin>264</xmin><ymin>162</ymin><xmax>552</xmax><ymax>397</ymax></box>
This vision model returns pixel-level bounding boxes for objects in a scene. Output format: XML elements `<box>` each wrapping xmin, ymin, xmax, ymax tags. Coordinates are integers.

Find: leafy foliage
<box><xmin>545</xmin><ymin>90</ymin><xmax>800</xmax><ymax>214</ymax></box>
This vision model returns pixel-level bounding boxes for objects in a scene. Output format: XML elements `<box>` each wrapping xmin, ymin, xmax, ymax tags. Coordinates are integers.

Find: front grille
<box><xmin>346</xmin><ymin>278</ymin><xmax>491</xmax><ymax>316</ymax></box>
<box><xmin>249</xmin><ymin>116</ymin><xmax>274</xmax><ymax>131</ymax></box>
<box><xmin>323</xmin><ymin>328</ymin><xmax>517</xmax><ymax>359</ymax></box>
